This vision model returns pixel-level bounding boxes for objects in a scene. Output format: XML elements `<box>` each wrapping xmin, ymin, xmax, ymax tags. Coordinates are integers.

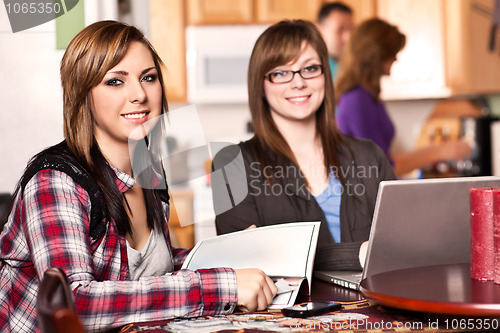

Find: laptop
<box><xmin>314</xmin><ymin>176</ymin><xmax>500</xmax><ymax>290</ymax></box>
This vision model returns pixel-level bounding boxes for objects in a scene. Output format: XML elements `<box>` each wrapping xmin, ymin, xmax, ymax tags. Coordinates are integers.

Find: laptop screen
<box><xmin>363</xmin><ymin>176</ymin><xmax>500</xmax><ymax>279</ymax></box>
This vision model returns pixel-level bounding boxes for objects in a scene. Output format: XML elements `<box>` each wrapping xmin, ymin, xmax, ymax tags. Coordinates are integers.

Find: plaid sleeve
<box><xmin>74</xmin><ymin>267</ymin><xmax>237</xmax><ymax>330</ymax></box>
<box><xmin>23</xmin><ymin>169</ymin><xmax>237</xmax><ymax>331</ymax></box>
<box><xmin>172</xmin><ymin>247</ymin><xmax>191</xmax><ymax>271</ymax></box>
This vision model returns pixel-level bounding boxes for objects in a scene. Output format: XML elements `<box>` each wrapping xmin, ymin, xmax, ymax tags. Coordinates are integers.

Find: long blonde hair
<box><xmin>335</xmin><ymin>18</ymin><xmax>405</xmax><ymax>103</ymax></box>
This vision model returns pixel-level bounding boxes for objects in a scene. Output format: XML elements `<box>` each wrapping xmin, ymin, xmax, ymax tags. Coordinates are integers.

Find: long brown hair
<box><xmin>61</xmin><ymin>20</ymin><xmax>168</xmax><ymax>163</ymax></box>
<box><xmin>335</xmin><ymin>18</ymin><xmax>405</xmax><ymax>103</ymax></box>
<box><xmin>60</xmin><ymin>20</ymin><xmax>169</xmax><ymax>235</ymax></box>
<box><xmin>248</xmin><ymin>19</ymin><xmax>347</xmax><ymax>183</ymax></box>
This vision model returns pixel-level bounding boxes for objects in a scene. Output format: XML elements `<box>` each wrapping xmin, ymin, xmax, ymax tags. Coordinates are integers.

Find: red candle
<box><xmin>493</xmin><ymin>189</ymin><xmax>500</xmax><ymax>284</ymax></box>
<box><xmin>470</xmin><ymin>188</ymin><xmax>495</xmax><ymax>280</ymax></box>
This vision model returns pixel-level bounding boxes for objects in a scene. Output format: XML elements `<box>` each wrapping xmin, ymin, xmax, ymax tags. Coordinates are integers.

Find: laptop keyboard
<box><xmin>332</xmin><ymin>278</ymin><xmax>359</xmax><ymax>290</ymax></box>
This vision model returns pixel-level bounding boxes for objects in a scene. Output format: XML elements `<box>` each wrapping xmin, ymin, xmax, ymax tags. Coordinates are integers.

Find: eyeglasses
<box><xmin>265</xmin><ymin>64</ymin><xmax>323</xmax><ymax>83</ymax></box>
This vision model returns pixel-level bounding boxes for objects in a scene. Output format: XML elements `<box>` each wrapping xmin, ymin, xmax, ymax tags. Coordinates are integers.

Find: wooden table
<box><xmin>360</xmin><ymin>263</ymin><xmax>500</xmax><ymax>316</ymax></box>
<box><xmin>120</xmin><ymin>274</ymin><xmax>500</xmax><ymax>332</ymax></box>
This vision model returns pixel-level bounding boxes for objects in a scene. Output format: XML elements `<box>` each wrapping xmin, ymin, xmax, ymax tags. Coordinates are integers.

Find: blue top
<box><xmin>314</xmin><ymin>173</ymin><xmax>342</xmax><ymax>243</ymax></box>
<box><xmin>336</xmin><ymin>85</ymin><xmax>395</xmax><ymax>165</ymax></box>
<box><xmin>329</xmin><ymin>56</ymin><xmax>338</xmax><ymax>80</ymax></box>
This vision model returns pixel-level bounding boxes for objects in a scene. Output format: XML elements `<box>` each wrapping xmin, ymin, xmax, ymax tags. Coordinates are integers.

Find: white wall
<box><xmin>386</xmin><ymin>99</ymin><xmax>437</xmax><ymax>154</ymax></box>
<box><xmin>0</xmin><ymin>10</ymin><xmax>64</xmax><ymax>193</ymax></box>
<box><xmin>0</xmin><ymin>1</ymin><xmax>119</xmax><ymax>193</ymax></box>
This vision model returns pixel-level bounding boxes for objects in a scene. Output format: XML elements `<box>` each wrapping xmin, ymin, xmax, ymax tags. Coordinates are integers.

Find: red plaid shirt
<box><xmin>0</xmin><ymin>165</ymin><xmax>237</xmax><ymax>332</ymax></box>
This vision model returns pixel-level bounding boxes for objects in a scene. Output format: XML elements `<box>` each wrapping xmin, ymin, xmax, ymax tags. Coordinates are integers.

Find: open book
<box><xmin>181</xmin><ymin>221</ymin><xmax>321</xmax><ymax>309</ymax></box>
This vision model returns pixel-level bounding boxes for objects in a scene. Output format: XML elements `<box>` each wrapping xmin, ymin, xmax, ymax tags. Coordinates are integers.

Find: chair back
<box><xmin>37</xmin><ymin>267</ymin><xmax>86</xmax><ymax>333</ymax></box>
<box><xmin>0</xmin><ymin>193</ymin><xmax>11</xmax><ymax>231</ymax></box>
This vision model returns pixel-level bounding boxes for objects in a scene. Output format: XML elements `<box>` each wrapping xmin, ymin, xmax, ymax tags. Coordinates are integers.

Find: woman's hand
<box><xmin>436</xmin><ymin>140</ymin><xmax>473</xmax><ymax>161</ymax></box>
<box><xmin>359</xmin><ymin>241</ymin><xmax>369</xmax><ymax>268</ymax></box>
<box><xmin>234</xmin><ymin>268</ymin><xmax>278</xmax><ymax>312</ymax></box>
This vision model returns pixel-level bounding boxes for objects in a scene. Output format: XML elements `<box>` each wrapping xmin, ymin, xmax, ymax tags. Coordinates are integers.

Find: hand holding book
<box><xmin>235</xmin><ymin>268</ymin><xmax>278</xmax><ymax>312</ymax></box>
<box><xmin>181</xmin><ymin>222</ymin><xmax>321</xmax><ymax>309</ymax></box>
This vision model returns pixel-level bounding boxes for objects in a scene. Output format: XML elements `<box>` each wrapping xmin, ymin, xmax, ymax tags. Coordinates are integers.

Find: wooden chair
<box><xmin>0</xmin><ymin>193</ymin><xmax>11</xmax><ymax>231</ymax></box>
<box><xmin>37</xmin><ymin>267</ymin><xmax>86</xmax><ymax>333</ymax></box>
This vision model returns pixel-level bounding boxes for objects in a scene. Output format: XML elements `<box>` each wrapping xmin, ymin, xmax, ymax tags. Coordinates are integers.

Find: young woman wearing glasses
<box><xmin>213</xmin><ymin>20</ymin><xmax>395</xmax><ymax>271</ymax></box>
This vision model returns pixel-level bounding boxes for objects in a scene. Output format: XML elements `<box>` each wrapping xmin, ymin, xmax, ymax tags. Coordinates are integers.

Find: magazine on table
<box><xmin>181</xmin><ymin>221</ymin><xmax>321</xmax><ymax>309</ymax></box>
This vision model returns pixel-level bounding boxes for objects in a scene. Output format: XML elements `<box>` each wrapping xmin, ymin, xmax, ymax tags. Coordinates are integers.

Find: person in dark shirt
<box><xmin>212</xmin><ymin>20</ymin><xmax>395</xmax><ymax>272</ymax></box>
<box><xmin>316</xmin><ymin>2</ymin><xmax>354</xmax><ymax>79</ymax></box>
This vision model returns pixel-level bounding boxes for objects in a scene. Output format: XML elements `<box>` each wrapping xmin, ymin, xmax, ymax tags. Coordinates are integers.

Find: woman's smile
<box><xmin>121</xmin><ymin>110</ymin><xmax>151</xmax><ymax>123</ymax></box>
<box><xmin>286</xmin><ymin>95</ymin><xmax>311</xmax><ymax>104</ymax></box>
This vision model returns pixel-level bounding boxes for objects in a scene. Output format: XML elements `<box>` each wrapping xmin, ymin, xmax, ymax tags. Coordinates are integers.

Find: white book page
<box><xmin>269</xmin><ymin>276</ymin><xmax>306</xmax><ymax>309</ymax></box>
<box><xmin>181</xmin><ymin>221</ymin><xmax>321</xmax><ymax>292</ymax></box>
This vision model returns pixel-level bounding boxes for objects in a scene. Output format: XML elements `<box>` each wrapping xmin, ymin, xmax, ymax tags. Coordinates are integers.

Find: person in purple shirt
<box><xmin>337</xmin><ymin>86</ymin><xmax>395</xmax><ymax>165</ymax></box>
<box><xmin>335</xmin><ymin>18</ymin><xmax>472</xmax><ymax>177</ymax></box>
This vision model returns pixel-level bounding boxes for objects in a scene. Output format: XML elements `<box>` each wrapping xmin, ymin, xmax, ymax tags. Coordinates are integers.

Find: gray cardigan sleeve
<box><xmin>212</xmin><ymin>144</ymin><xmax>260</xmax><ymax>234</ymax></box>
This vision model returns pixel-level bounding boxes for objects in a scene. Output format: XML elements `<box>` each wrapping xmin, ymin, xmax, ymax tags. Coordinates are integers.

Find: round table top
<box><xmin>359</xmin><ymin>263</ymin><xmax>500</xmax><ymax>316</ymax></box>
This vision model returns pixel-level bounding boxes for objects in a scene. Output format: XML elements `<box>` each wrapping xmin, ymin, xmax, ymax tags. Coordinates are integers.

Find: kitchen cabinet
<box><xmin>341</xmin><ymin>0</ymin><xmax>377</xmax><ymax>24</ymax></box>
<box><xmin>187</xmin><ymin>0</ymin><xmax>327</xmax><ymax>25</ymax></box>
<box><xmin>444</xmin><ymin>0</ymin><xmax>500</xmax><ymax>95</ymax></box>
<box><xmin>377</xmin><ymin>0</ymin><xmax>450</xmax><ymax>99</ymax></box>
<box><xmin>187</xmin><ymin>0</ymin><xmax>253</xmax><ymax>25</ymax></box>
<box><xmin>253</xmin><ymin>0</ymin><xmax>374</xmax><ymax>24</ymax></box>
<box><xmin>255</xmin><ymin>0</ymin><xmax>322</xmax><ymax>23</ymax></box>
<box><xmin>378</xmin><ymin>0</ymin><xmax>500</xmax><ymax>100</ymax></box>
<box><xmin>150</xmin><ymin>0</ymin><xmax>187</xmax><ymax>101</ymax></box>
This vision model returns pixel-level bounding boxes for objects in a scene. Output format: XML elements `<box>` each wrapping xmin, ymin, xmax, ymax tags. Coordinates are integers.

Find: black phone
<box><xmin>281</xmin><ymin>302</ymin><xmax>342</xmax><ymax>318</ymax></box>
